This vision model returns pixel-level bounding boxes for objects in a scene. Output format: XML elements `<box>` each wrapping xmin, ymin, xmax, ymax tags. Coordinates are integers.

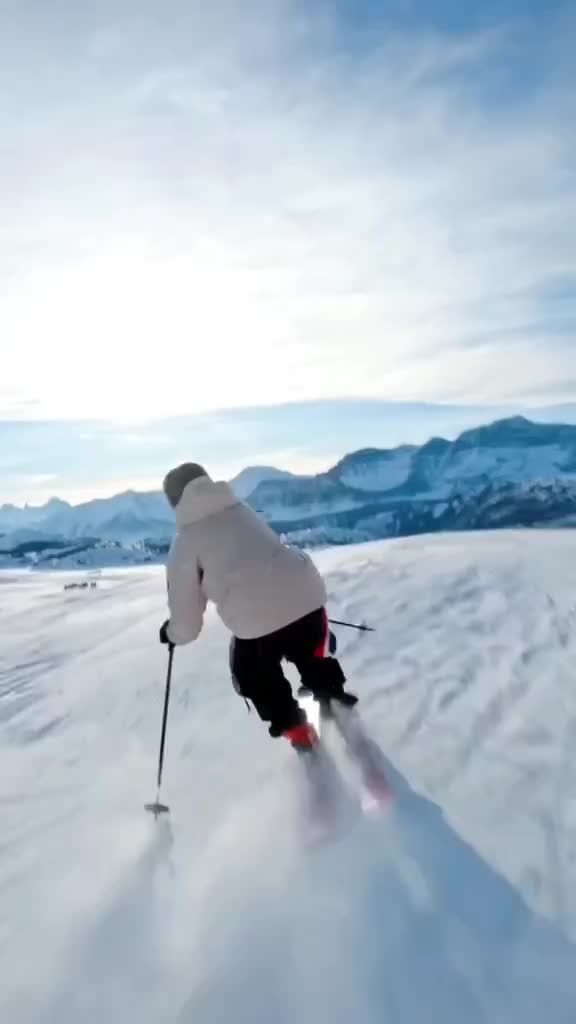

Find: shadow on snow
<box><xmin>32</xmin><ymin>749</ymin><xmax>576</xmax><ymax>1024</ymax></box>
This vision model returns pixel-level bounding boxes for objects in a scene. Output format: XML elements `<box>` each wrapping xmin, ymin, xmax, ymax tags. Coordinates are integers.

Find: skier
<box><xmin>159</xmin><ymin>463</ymin><xmax>357</xmax><ymax>750</ymax></box>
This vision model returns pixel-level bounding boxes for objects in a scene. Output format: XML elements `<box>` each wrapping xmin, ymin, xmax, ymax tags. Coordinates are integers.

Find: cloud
<box><xmin>1</xmin><ymin>1</ymin><xmax>575</xmax><ymax>421</ymax></box>
<box><xmin>1</xmin><ymin>474</ymin><xmax>60</xmax><ymax>507</ymax></box>
<box><xmin>22</xmin><ymin>474</ymin><xmax>59</xmax><ymax>485</ymax></box>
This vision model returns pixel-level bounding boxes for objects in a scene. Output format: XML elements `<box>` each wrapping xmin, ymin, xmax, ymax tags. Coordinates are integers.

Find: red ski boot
<box><xmin>284</xmin><ymin>722</ymin><xmax>320</xmax><ymax>751</ymax></box>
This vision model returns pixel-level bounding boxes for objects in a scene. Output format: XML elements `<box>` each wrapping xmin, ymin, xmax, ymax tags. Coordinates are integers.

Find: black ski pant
<box><xmin>230</xmin><ymin>607</ymin><xmax>347</xmax><ymax>735</ymax></box>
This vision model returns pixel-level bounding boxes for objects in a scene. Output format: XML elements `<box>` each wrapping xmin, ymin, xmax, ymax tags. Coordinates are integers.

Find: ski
<box><xmin>292</xmin><ymin>697</ymin><xmax>392</xmax><ymax>843</ymax></box>
<box><xmin>295</xmin><ymin>742</ymin><xmax>344</xmax><ymax>846</ymax></box>
<box><xmin>320</xmin><ymin>700</ymin><xmax>393</xmax><ymax>814</ymax></box>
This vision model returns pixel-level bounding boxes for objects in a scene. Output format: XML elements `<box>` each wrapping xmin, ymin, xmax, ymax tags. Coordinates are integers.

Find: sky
<box><xmin>2</xmin><ymin>0</ymin><xmax>576</xmax><ymax>504</ymax></box>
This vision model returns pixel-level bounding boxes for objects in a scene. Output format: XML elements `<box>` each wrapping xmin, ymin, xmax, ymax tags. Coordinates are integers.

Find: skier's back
<box><xmin>160</xmin><ymin>463</ymin><xmax>356</xmax><ymax>748</ymax></box>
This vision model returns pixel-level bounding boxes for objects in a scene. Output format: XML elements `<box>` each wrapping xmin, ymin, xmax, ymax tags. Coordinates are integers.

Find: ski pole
<box><xmin>328</xmin><ymin>618</ymin><xmax>375</xmax><ymax>632</ymax></box>
<box><xmin>145</xmin><ymin>643</ymin><xmax>175</xmax><ymax>817</ymax></box>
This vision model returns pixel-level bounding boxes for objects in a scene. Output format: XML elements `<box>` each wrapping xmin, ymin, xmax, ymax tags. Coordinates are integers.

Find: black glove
<box><xmin>159</xmin><ymin>620</ymin><xmax>172</xmax><ymax>645</ymax></box>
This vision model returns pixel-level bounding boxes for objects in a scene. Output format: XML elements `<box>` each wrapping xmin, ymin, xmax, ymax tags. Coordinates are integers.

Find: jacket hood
<box><xmin>176</xmin><ymin>477</ymin><xmax>239</xmax><ymax>528</ymax></box>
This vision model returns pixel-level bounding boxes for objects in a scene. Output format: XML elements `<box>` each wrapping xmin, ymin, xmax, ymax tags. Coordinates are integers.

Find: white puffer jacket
<box><xmin>165</xmin><ymin>476</ymin><xmax>327</xmax><ymax>645</ymax></box>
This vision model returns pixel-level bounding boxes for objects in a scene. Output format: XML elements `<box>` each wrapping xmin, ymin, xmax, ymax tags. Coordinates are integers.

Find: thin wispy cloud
<box><xmin>1</xmin><ymin>0</ymin><xmax>574</xmax><ymax>427</ymax></box>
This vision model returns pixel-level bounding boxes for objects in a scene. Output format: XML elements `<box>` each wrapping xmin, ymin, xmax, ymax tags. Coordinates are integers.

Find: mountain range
<box><xmin>2</xmin><ymin>416</ymin><xmax>576</xmax><ymax>568</ymax></box>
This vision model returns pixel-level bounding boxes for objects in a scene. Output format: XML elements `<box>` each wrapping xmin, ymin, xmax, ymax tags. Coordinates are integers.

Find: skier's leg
<box><xmin>284</xmin><ymin>609</ymin><xmax>358</xmax><ymax>706</ymax></box>
<box><xmin>230</xmin><ymin>636</ymin><xmax>307</xmax><ymax>737</ymax></box>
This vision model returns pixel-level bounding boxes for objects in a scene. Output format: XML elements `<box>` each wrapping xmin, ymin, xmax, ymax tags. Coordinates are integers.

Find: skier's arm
<box><xmin>165</xmin><ymin>543</ymin><xmax>207</xmax><ymax>646</ymax></box>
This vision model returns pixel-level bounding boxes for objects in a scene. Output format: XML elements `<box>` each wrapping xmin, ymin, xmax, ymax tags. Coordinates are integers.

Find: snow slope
<box><xmin>2</xmin><ymin>532</ymin><xmax>576</xmax><ymax>1022</ymax></box>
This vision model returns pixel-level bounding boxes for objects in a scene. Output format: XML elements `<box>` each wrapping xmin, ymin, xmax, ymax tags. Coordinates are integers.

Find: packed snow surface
<box><xmin>2</xmin><ymin>531</ymin><xmax>576</xmax><ymax>1022</ymax></box>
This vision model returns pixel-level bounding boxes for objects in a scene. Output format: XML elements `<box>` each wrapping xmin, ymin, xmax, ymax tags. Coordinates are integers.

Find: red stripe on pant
<box><xmin>313</xmin><ymin>610</ymin><xmax>329</xmax><ymax>659</ymax></box>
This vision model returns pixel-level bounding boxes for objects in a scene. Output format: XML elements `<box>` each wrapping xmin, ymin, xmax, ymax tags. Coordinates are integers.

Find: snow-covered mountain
<box><xmin>329</xmin><ymin>444</ymin><xmax>417</xmax><ymax>491</ymax></box>
<box><xmin>4</xmin><ymin>532</ymin><xmax>576</xmax><ymax>1022</ymax></box>
<box><xmin>0</xmin><ymin>490</ymin><xmax>173</xmax><ymax>541</ymax></box>
<box><xmin>3</xmin><ymin>416</ymin><xmax>576</xmax><ymax>566</ymax></box>
<box><xmin>401</xmin><ymin>416</ymin><xmax>576</xmax><ymax>498</ymax></box>
<box><xmin>249</xmin><ymin>416</ymin><xmax>576</xmax><ymax>542</ymax></box>
<box><xmin>229</xmin><ymin>465</ymin><xmax>296</xmax><ymax>499</ymax></box>
<box><xmin>0</xmin><ymin>467</ymin><xmax>290</xmax><ymax>545</ymax></box>
<box><xmin>0</xmin><ymin>496</ymin><xmax>70</xmax><ymax>532</ymax></box>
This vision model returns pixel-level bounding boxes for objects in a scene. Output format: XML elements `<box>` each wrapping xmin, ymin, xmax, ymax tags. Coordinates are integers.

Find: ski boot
<box><xmin>284</xmin><ymin>722</ymin><xmax>320</xmax><ymax>751</ymax></box>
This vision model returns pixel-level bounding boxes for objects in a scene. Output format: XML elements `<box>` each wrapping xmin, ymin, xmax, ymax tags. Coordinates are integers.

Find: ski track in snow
<box><xmin>2</xmin><ymin>532</ymin><xmax>576</xmax><ymax>1021</ymax></box>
